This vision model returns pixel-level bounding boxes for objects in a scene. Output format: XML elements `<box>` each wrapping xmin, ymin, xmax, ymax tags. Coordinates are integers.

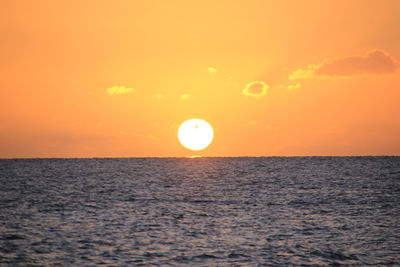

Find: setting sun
<box><xmin>178</xmin><ymin>119</ymin><xmax>214</xmax><ymax>151</ymax></box>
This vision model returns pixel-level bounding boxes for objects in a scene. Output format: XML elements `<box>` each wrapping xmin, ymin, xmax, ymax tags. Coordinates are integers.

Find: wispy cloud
<box><xmin>290</xmin><ymin>49</ymin><xmax>398</xmax><ymax>80</ymax></box>
<box><xmin>107</xmin><ymin>86</ymin><xmax>135</xmax><ymax>95</ymax></box>
<box><xmin>242</xmin><ymin>81</ymin><xmax>269</xmax><ymax>98</ymax></box>
<box><xmin>287</xmin><ymin>83</ymin><xmax>302</xmax><ymax>90</ymax></box>
<box><xmin>208</xmin><ymin>67</ymin><xmax>217</xmax><ymax>74</ymax></box>
<box><xmin>180</xmin><ymin>94</ymin><xmax>191</xmax><ymax>100</ymax></box>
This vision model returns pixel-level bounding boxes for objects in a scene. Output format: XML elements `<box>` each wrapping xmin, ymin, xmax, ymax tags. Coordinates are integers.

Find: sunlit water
<box><xmin>0</xmin><ymin>157</ymin><xmax>399</xmax><ymax>266</ymax></box>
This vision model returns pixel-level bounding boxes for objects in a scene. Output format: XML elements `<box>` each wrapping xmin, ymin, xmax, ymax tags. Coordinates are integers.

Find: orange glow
<box><xmin>1</xmin><ymin>1</ymin><xmax>400</xmax><ymax>157</ymax></box>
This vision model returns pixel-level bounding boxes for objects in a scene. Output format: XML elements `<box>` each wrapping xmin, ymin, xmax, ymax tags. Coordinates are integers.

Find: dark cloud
<box><xmin>316</xmin><ymin>50</ymin><xmax>398</xmax><ymax>76</ymax></box>
<box><xmin>290</xmin><ymin>49</ymin><xmax>398</xmax><ymax>79</ymax></box>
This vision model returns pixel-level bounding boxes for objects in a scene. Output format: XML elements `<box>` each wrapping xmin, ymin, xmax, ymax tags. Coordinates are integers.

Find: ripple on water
<box><xmin>0</xmin><ymin>157</ymin><xmax>399</xmax><ymax>265</ymax></box>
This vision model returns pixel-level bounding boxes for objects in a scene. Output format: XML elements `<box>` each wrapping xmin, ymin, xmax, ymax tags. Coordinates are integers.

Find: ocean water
<box><xmin>0</xmin><ymin>157</ymin><xmax>399</xmax><ymax>266</ymax></box>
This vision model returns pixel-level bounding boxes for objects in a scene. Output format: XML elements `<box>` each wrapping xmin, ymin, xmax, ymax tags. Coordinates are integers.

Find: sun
<box><xmin>178</xmin><ymin>119</ymin><xmax>214</xmax><ymax>151</ymax></box>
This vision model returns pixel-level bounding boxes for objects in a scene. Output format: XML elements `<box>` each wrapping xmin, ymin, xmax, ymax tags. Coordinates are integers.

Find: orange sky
<box><xmin>1</xmin><ymin>0</ymin><xmax>400</xmax><ymax>158</ymax></box>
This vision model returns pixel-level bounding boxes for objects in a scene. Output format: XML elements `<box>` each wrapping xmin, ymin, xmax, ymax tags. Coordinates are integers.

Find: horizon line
<box><xmin>1</xmin><ymin>155</ymin><xmax>399</xmax><ymax>160</ymax></box>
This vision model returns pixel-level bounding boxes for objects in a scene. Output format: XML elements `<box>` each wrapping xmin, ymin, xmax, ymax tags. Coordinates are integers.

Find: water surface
<box><xmin>0</xmin><ymin>157</ymin><xmax>399</xmax><ymax>265</ymax></box>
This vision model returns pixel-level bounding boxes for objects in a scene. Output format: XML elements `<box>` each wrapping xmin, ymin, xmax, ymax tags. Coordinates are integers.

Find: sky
<box><xmin>1</xmin><ymin>0</ymin><xmax>400</xmax><ymax>158</ymax></box>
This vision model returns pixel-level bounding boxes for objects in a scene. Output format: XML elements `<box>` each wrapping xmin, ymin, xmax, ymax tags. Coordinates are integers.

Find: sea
<box><xmin>0</xmin><ymin>157</ymin><xmax>399</xmax><ymax>266</ymax></box>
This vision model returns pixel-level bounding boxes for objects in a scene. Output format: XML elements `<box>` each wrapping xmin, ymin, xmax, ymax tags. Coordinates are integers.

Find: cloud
<box><xmin>107</xmin><ymin>86</ymin><xmax>134</xmax><ymax>95</ymax></box>
<box><xmin>289</xmin><ymin>66</ymin><xmax>319</xmax><ymax>80</ymax></box>
<box><xmin>247</xmin><ymin>120</ymin><xmax>258</xmax><ymax>126</ymax></box>
<box><xmin>208</xmin><ymin>67</ymin><xmax>217</xmax><ymax>74</ymax></box>
<box><xmin>180</xmin><ymin>94</ymin><xmax>191</xmax><ymax>100</ymax></box>
<box><xmin>290</xmin><ymin>49</ymin><xmax>398</xmax><ymax>80</ymax></box>
<box><xmin>242</xmin><ymin>81</ymin><xmax>269</xmax><ymax>98</ymax></box>
<box><xmin>287</xmin><ymin>83</ymin><xmax>302</xmax><ymax>90</ymax></box>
